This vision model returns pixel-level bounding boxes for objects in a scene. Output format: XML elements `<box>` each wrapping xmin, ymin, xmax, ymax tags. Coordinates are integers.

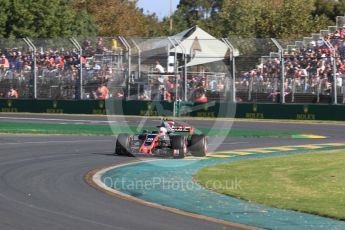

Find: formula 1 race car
<box><xmin>115</xmin><ymin>120</ymin><xmax>207</xmax><ymax>159</ymax></box>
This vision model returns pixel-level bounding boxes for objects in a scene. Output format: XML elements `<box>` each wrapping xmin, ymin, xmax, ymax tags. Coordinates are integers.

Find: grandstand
<box><xmin>244</xmin><ymin>15</ymin><xmax>345</xmax><ymax>104</ymax></box>
<box><xmin>1</xmin><ymin>18</ymin><xmax>345</xmax><ymax>105</ymax></box>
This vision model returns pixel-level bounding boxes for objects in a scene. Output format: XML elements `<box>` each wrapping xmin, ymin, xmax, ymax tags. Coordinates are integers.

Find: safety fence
<box><xmin>2</xmin><ymin>20</ymin><xmax>345</xmax><ymax>105</ymax></box>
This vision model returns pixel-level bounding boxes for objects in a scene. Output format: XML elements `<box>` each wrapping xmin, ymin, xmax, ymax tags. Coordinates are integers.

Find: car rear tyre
<box><xmin>190</xmin><ymin>134</ymin><xmax>207</xmax><ymax>157</ymax></box>
<box><xmin>171</xmin><ymin>135</ymin><xmax>186</xmax><ymax>159</ymax></box>
<box><xmin>115</xmin><ymin>133</ymin><xmax>133</xmax><ymax>157</ymax></box>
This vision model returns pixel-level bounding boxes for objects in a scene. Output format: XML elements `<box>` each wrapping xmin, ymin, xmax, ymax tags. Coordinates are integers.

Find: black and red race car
<box><xmin>115</xmin><ymin>120</ymin><xmax>207</xmax><ymax>159</ymax></box>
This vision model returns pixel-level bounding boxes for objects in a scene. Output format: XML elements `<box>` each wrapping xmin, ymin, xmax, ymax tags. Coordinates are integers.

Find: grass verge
<box><xmin>195</xmin><ymin>149</ymin><xmax>345</xmax><ymax>220</ymax></box>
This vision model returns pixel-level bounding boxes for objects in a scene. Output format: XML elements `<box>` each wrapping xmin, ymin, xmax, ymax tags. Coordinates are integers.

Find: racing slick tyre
<box><xmin>189</xmin><ymin>134</ymin><xmax>207</xmax><ymax>157</ymax></box>
<box><xmin>115</xmin><ymin>133</ymin><xmax>134</xmax><ymax>157</ymax></box>
<box><xmin>171</xmin><ymin>135</ymin><xmax>187</xmax><ymax>159</ymax></box>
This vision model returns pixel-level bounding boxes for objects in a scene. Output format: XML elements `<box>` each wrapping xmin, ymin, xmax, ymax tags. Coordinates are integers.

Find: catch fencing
<box><xmin>1</xmin><ymin>24</ymin><xmax>345</xmax><ymax>105</ymax></box>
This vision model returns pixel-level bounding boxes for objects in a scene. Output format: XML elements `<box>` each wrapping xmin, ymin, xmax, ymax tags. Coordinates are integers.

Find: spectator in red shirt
<box><xmin>0</xmin><ymin>54</ymin><xmax>10</xmax><ymax>70</ymax></box>
<box><xmin>96</xmin><ymin>83</ymin><xmax>109</xmax><ymax>100</ymax></box>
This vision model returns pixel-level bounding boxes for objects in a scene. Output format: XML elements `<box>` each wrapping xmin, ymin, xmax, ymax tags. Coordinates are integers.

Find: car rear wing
<box><xmin>171</xmin><ymin>125</ymin><xmax>194</xmax><ymax>134</ymax></box>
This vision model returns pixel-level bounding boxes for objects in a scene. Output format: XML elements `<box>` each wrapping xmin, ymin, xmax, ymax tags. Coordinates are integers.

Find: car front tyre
<box><xmin>115</xmin><ymin>133</ymin><xmax>133</xmax><ymax>157</ymax></box>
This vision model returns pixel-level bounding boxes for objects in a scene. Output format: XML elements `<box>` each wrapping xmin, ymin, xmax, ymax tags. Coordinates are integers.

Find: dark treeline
<box><xmin>0</xmin><ymin>0</ymin><xmax>344</xmax><ymax>38</ymax></box>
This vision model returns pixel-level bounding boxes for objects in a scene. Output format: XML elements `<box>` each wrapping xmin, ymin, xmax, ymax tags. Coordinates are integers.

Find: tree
<box><xmin>72</xmin><ymin>9</ymin><xmax>98</xmax><ymax>37</ymax></box>
<box><xmin>276</xmin><ymin>0</ymin><xmax>331</xmax><ymax>39</ymax></box>
<box><xmin>161</xmin><ymin>5</ymin><xmax>190</xmax><ymax>35</ymax></box>
<box><xmin>0</xmin><ymin>0</ymin><xmax>97</xmax><ymax>38</ymax></box>
<box><xmin>141</xmin><ymin>13</ymin><xmax>164</xmax><ymax>37</ymax></box>
<box><xmin>314</xmin><ymin>0</ymin><xmax>345</xmax><ymax>22</ymax></box>
<box><xmin>216</xmin><ymin>0</ymin><xmax>331</xmax><ymax>39</ymax></box>
<box><xmin>177</xmin><ymin>0</ymin><xmax>223</xmax><ymax>21</ymax></box>
<box><xmin>0</xmin><ymin>0</ymin><xmax>10</xmax><ymax>37</ymax></box>
<box><xmin>71</xmin><ymin>0</ymin><xmax>162</xmax><ymax>37</ymax></box>
<box><xmin>163</xmin><ymin>0</ymin><xmax>223</xmax><ymax>34</ymax></box>
<box><xmin>165</xmin><ymin>0</ymin><xmax>340</xmax><ymax>39</ymax></box>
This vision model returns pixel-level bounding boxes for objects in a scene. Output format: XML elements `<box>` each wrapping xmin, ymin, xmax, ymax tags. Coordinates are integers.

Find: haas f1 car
<box><xmin>115</xmin><ymin>120</ymin><xmax>207</xmax><ymax>159</ymax></box>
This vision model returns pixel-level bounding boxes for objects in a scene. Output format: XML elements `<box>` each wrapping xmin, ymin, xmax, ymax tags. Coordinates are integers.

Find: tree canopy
<box><xmin>0</xmin><ymin>0</ymin><xmax>345</xmax><ymax>39</ymax></box>
<box><xmin>71</xmin><ymin>0</ymin><xmax>162</xmax><ymax>37</ymax></box>
<box><xmin>164</xmin><ymin>0</ymin><xmax>345</xmax><ymax>39</ymax></box>
<box><xmin>0</xmin><ymin>0</ymin><xmax>97</xmax><ymax>38</ymax></box>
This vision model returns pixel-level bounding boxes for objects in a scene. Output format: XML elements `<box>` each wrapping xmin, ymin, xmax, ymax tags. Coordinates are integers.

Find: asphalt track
<box><xmin>0</xmin><ymin>113</ymin><xmax>345</xmax><ymax>230</ymax></box>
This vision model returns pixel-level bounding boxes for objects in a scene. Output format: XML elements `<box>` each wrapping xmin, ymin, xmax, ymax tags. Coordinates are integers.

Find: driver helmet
<box><xmin>159</xmin><ymin>127</ymin><xmax>168</xmax><ymax>135</ymax></box>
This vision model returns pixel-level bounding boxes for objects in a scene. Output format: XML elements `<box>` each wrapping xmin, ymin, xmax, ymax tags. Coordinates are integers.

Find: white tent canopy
<box><xmin>169</xmin><ymin>26</ymin><xmax>239</xmax><ymax>67</ymax></box>
<box><xmin>132</xmin><ymin>26</ymin><xmax>239</xmax><ymax>68</ymax></box>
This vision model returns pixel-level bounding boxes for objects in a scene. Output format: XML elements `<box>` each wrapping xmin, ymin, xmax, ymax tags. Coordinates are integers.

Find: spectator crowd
<box><xmin>1</xmin><ymin>25</ymin><xmax>345</xmax><ymax>103</ymax></box>
<box><xmin>238</xmin><ymin>26</ymin><xmax>345</xmax><ymax>102</ymax></box>
<box><xmin>0</xmin><ymin>38</ymin><xmax>125</xmax><ymax>99</ymax></box>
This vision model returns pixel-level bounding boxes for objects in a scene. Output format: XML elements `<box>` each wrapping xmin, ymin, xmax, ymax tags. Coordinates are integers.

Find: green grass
<box><xmin>195</xmin><ymin>150</ymin><xmax>345</xmax><ymax>220</ymax></box>
<box><xmin>0</xmin><ymin>122</ymin><xmax>113</xmax><ymax>135</ymax></box>
<box><xmin>0</xmin><ymin>121</ymin><xmax>300</xmax><ymax>138</ymax></box>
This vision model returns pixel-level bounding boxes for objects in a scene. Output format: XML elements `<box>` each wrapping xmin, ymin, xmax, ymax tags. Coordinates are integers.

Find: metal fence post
<box><xmin>168</xmin><ymin>37</ymin><xmax>179</xmax><ymax>108</ymax></box>
<box><xmin>23</xmin><ymin>38</ymin><xmax>37</xmax><ymax>99</ymax></box>
<box><xmin>317</xmin><ymin>81</ymin><xmax>321</xmax><ymax>103</ymax></box>
<box><xmin>271</xmin><ymin>38</ymin><xmax>285</xmax><ymax>104</ymax></box>
<box><xmin>292</xmin><ymin>79</ymin><xmax>295</xmax><ymax>103</ymax></box>
<box><xmin>223</xmin><ymin>38</ymin><xmax>237</xmax><ymax>103</ymax></box>
<box><xmin>332</xmin><ymin>48</ymin><xmax>338</xmax><ymax>105</ymax></box>
<box><xmin>174</xmin><ymin>38</ymin><xmax>188</xmax><ymax>101</ymax></box>
<box><xmin>174</xmin><ymin>39</ymin><xmax>187</xmax><ymax>101</ymax></box>
<box><xmin>324</xmin><ymin>39</ymin><xmax>338</xmax><ymax>104</ymax></box>
<box><xmin>70</xmin><ymin>38</ymin><xmax>83</xmax><ymax>100</ymax></box>
<box><xmin>131</xmin><ymin>39</ymin><xmax>141</xmax><ymax>79</ymax></box>
<box><xmin>341</xmin><ymin>80</ymin><xmax>345</xmax><ymax>104</ymax></box>
<box><xmin>119</xmin><ymin>36</ymin><xmax>131</xmax><ymax>82</ymax></box>
<box><xmin>248</xmin><ymin>77</ymin><xmax>253</xmax><ymax>101</ymax></box>
<box><xmin>119</xmin><ymin>36</ymin><xmax>131</xmax><ymax>99</ymax></box>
